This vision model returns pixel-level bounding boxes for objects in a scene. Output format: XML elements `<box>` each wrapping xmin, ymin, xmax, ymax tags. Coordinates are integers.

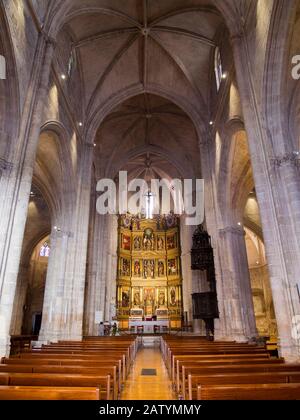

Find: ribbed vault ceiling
<box><xmin>94</xmin><ymin>93</ymin><xmax>201</xmax><ymax>180</ymax></box>
<box><xmin>58</xmin><ymin>0</ymin><xmax>224</xmax><ymax>116</ymax></box>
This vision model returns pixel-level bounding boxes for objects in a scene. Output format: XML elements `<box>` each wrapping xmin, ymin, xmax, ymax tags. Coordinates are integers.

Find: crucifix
<box><xmin>144</xmin><ymin>190</ymin><xmax>155</xmax><ymax>219</ymax></box>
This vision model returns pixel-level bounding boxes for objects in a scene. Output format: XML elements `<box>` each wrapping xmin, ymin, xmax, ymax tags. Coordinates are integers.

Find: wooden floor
<box><xmin>121</xmin><ymin>347</ymin><xmax>175</xmax><ymax>400</ymax></box>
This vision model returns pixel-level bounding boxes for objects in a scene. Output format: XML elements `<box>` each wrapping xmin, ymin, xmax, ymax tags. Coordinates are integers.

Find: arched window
<box><xmin>214</xmin><ymin>47</ymin><xmax>223</xmax><ymax>91</ymax></box>
<box><xmin>68</xmin><ymin>47</ymin><xmax>76</xmax><ymax>78</ymax></box>
<box><xmin>0</xmin><ymin>55</ymin><xmax>6</xmax><ymax>80</ymax></box>
<box><xmin>40</xmin><ymin>242</ymin><xmax>50</xmax><ymax>258</ymax></box>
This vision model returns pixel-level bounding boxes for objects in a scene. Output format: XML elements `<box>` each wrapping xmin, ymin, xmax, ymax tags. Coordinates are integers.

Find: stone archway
<box><xmin>20</xmin><ymin>235</ymin><xmax>51</xmax><ymax>336</ymax></box>
<box><xmin>84</xmin><ymin>92</ymin><xmax>202</xmax><ymax>335</ymax></box>
<box><xmin>10</xmin><ymin>185</ymin><xmax>51</xmax><ymax>337</ymax></box>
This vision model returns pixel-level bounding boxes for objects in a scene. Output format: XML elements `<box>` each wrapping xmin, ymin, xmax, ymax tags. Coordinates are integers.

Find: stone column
<box><xmin>38</xmin><ymin>228</ymin><xmax>72</xmax><ymax>342</ymax></box>
<box><xmin>84</xmin><ymin>213</ymin><xmax>118</xmax><ymax>336</ymax></box>
<box><xmin>84</xmin><ymin>185</ymin><xmax>97</xmax><ymax>336</ymax></box>
<box><xmin>0</xmin><ymin>35</ymin><xmax>55</xmax><ymax>356</ymax></box>
<box><xmin>218</xmin><ymin>226</ymin><xmax>257</xmax><ymax>342</ymax></box>
<box><xmin>9</xmin><ymin>263</ymin><xmax>29</xmax><ymax>335</ymax></box>
<box><xmin>232</xmin><ymin>32</ymin><xmax>300</xmax><ymax>360</ymax></box>
<box><xmin>180</xmin><ymin>220</ymin><xmax>193</xmax><ymax>324</ymax></box>
<box><xmin>199</xmin><ymin>139</ymin><xmax>231</xmax><ymax>341</ymax></box>
<box><xmin>104</xmin><ymin>215</ymin><xmax>118</xmax><ymax>322</ymax></box>
<box><xmin>39</xmin><ymin>145</ymin><xmax>93</xmax><ymax>342</ymax></box>
<box><xmin>84</xmin><ymin>213</ymin><xmax>110</xmax><ymax>336</ymax></box>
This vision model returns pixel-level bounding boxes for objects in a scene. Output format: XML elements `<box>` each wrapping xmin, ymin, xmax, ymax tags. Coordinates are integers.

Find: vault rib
<box><xmin>87</xmin><ymin>33</ymin><xmax>140</xmax><ymax>115</ymax></box>
<box><xmin>152</xmin><ymin>26</ymin><xmax>215</xmax><ymax>47</ymax></box>
<box><xmin>150</xmin><ymin>31</ymin><xmax>205</xmax><ymax>107</ymax></box>
<box><xmin>149</xmin><ymin>6</ymin><xmax>221</xmax><ymax>27</ymax></box>
<box><xmin>75</xmin><ymin>28</ymin><xmax>139</xmax><ymax>49</ymax></box>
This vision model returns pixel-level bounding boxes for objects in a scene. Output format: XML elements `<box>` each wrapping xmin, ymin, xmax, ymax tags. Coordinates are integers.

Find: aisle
<box><xmin>121</xmin><ymin>346</ymin><xmax>175</xmax><ymax>400</ymax></box>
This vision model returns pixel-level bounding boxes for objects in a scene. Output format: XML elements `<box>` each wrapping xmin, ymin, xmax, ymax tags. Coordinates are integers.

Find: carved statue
<box><xmin>144</xmin><ymin>236</ymin><xmax>153</xmax><ymax>250</ymax></box>
<box><xmin>134</xmin><ymin>260</ymin><xmax>141</xmax><ymax>276</ymax></box>
<box><xmin>157</xmin><ymin>237</ymin><xmax>164</xmax><ymax>250</ymax></box>
<box><xmin>150</xmin><ymin>260</ymin><xmax>155</xmax><ymax>277</ymax></box>
<box><xmin>122</xmin><ymin>291</ymin><xmax>130</xmax><ymax>307</ymax></box>
<box><xmin>158</xmin><ymin>261</ymin><xmax>164</xmax><ymax>276</ymax></box>
<box><xmin>143</xmin><ymin>228</ymin><xmax>154</xmax><ymax>250</ymax></box>
<box><xmin>122</xmin><ymin>259</ymin><xmax>130</xmax><ymax>276</ymax></box>
<box><xmin>170</xmin><ymin>288</ymin><xmax>176</xmax><ymax>306</ymax></box>
<box><xmin>143</xmin><ymin>260</ymin><xmax>148</xmax><ymax>278</ymax></box>
<box><xmin>133</xmin><ymin>291</ymin><xmax>140</xmax><ymax>306</ymax></box>
<box><xmin>158</xmin><ymin>290</ymin><xmax>165</xmax><ymax>306</ymax></box>
<box><xmin>150</xmin><ymin>234</ymin><xmax>155</xmax><ymax>250</ymax></box>
<box><xmin>134</xmin><ymin>236</ymin><xmax>141</xmax><ymax>250</ymax></box>
<box><xmin>144</xmin><ymin>289</ymin><xmax>154</xmax><ymax>307</ymax></box>
<box><xmin>168</xmin><ymin>259</ymin><xmax>177</xmax><ymax>275</ymax></box>
<box><xmin>147</xmin><ymin>262</ymin><xmax>152</xmax><ymax>278</ymax></box>
<box><xmin>167</xmin><ymin>234</ymin><xmax>176</xmax><ymax>249</ymax></box>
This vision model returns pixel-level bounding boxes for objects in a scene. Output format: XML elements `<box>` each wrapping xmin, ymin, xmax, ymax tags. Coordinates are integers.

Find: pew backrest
<box><xmin>0</xmin><ymin>386</ymin><xmax>101</xmax><ymax>400</ymax></box>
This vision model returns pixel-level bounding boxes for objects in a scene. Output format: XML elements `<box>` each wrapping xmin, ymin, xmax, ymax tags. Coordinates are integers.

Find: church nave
<box><xmin>121</xmin><ymin>345</ymin><xmax>175</xmax><ymax>401</ymax></box>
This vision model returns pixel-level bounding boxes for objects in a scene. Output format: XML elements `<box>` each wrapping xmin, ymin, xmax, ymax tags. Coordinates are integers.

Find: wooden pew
<box><xmin>172</xmin><ymin>353</ymin><xmax>272</xmax><ymax>382</ymax></box>
<box><xmin>0</xmin><ymin>386</ymin><xmax>101</xmax><ymax>400</ymax></box>
<box><xmin>161</xmin><ymin>336</ymin><xmax>300</xmax><ymax>401</ymax></box>
<box><xmin>35</xmin><ymin>336</ymin><xmax>138</xmax><ymax>364</ymax></box>
<box><xmin>3</xmin><ymin>357</ymin><xmax>124</xmax><ymax>386</ymax></box>
<box><xmin>166</xmin><ymin>350</ymin><xmax>267</xmax><ymax>373</ymax></box>
<box><xmin>166</xmin><ymin>347</ymin><xmax>269</xmax><ymax>372</ymax></box>
<box><xmin>0</xmin><ymin>372</ymin><xmax>111</xmax><ymax>400</ymax></box>
<box><xmin>171</xmin><ymin>354</ymin><xmax>276</xmax><ymax>393</ymax></box>
<box><xmin>161</xmin><ymin>336</ymin><xmax>267</xmax><ymax>365</ymax></box>
<box><xmin>196</xmin><ymin>383</ymin><xmax>300</xmax><ymax>400</ymax></box>
<box><xmin>12</xmin><ymin>352</ymin><xmax>127</xmax><ymax>380</ymax></box>
<box><xmin>34</xmin><ymin>366</ymin><xmax>117</xmax><ymax>399</ymax></box>
<box><xmin>0</xmin><ymin>375</ymin><xmax>8</xmax><ymax>385</ymax></box>
<box><xmin>44</xmin><ymin>338</ymin><xmax>138</xmax><ymax>364</ymax></box>
<box><xmin>181</xmin><ymin>363</ymin><xmax>300</xmax><ymax>399</ymax></box>
<box><xmin>0</xmin><ymin>365</ymin><xmax>32</xmax><ymax>373</ymax></box>
<box><xmin>1</xmin><ymin>336</ymin><xmax>137</xmax><ymax>400</ymax></box>
<box><xmin>173</xmin><ymin>357</ymin><xmax>284</xmax><ymax>389</ymax></box>
<box><xmin>0</xmin><ymin>364</ymin><xmax>118</xmax><ymax>399</ymax></box>
<box><xmin>187</xmin><ymin>371</ymin><xmax>300</xmax><ymax>400</ymax></box>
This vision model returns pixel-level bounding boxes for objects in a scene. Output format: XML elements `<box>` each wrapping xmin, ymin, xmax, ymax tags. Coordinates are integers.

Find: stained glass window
<box><xmin>40</xmin><ymin>242</ymin><xmax>50</xmax><ymax>257</ymax></box>
<box><xmin>68</xmin><ymin>47</ymin><xmax>76</xmax><ymax>78</ymax></box>
<box><xmin>214</xmin><ymin>47</ymin><xmax>223</xmax><ymax>91</ymax></box>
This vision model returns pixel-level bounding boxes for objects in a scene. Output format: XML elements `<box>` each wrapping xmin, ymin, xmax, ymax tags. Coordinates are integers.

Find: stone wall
<box><xmin>250</xmin><ymin>264</ymin><xmax>277</xmax><ymax>339</ymax></box>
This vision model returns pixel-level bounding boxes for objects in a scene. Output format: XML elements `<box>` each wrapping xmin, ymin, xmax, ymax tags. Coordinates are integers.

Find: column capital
<box><xmin>85</xmin><ymin>142</ymin><xmax>96</xmax><ymax>149</ymax></box>
<box><xmin>270</xmin><ymin>153</ymin><xmax>300</xmax><ymax>168</ymax></box>
<box><xmin>219</xmin><ymin>226</ymin><xmax>245</xmax><ymax>237</ymax></box>
<box><xmin>52</xmin><ymin>228</ymin><xmax>74</xmax><ymax>238</ymax></box>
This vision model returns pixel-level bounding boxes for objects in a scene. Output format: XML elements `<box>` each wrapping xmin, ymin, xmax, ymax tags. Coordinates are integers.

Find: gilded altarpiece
<box><xmin>116</xmin><ymin>214</ymin><xmax>183</xmax><ymax>329</ymax></box>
